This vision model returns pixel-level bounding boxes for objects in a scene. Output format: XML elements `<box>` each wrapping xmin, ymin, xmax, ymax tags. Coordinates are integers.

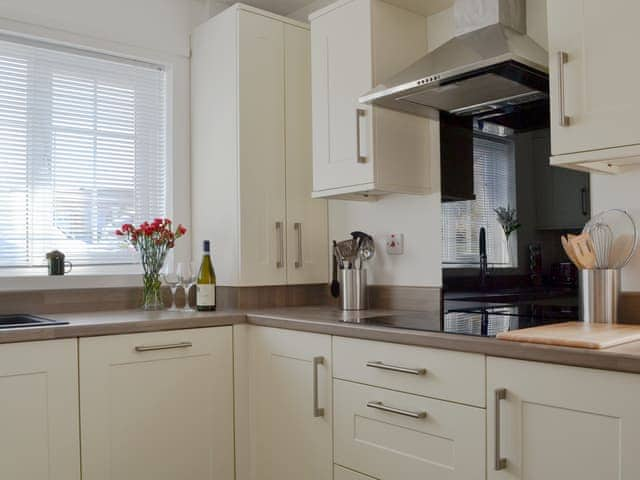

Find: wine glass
<box><xmin>161</xmin><ymin>262</ymin><xmax>180</xmax><ymax>312</ymax></box>
<box><xmin>177</xmin><ymin>261</ymin><xmax>197</xmax><ymax>312</ymax></box>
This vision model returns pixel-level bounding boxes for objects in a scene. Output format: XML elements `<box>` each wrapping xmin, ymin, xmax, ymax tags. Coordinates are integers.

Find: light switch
<box><xmin>386</xmin><ymin>233</ymin><xmax>404</xmax><ymax>255</ymax></box>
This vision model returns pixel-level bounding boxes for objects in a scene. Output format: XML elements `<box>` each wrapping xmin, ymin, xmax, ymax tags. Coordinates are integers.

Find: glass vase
<box><xmin>140</xmin><ymin>252</ymin><xmax>167</xmax><ymax>311</ymax></box>
<box><xmin>504</xmin><ymin>234</ymin><xmax>517</xmax><ymax>267</ymax></box>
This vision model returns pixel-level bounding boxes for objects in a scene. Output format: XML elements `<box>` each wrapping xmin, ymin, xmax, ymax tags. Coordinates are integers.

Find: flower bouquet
<box><xmin>116</xmin><ymin>219</ymin><xmax>187</xmax><ymax>310</ymax></box>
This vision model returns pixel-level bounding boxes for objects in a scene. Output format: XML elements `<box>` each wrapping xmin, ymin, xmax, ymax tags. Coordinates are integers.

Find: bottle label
<box><xmin>197</xmin><ymin>284</ymin><xmax>216</xmax><ymax>307</ymax></box>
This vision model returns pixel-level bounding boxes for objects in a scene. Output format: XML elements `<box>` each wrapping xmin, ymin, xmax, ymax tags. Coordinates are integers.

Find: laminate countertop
<box><xmin>3</xmin><ymin>306</ymin><xmax>640</xmax><ymax>374</ymax></box>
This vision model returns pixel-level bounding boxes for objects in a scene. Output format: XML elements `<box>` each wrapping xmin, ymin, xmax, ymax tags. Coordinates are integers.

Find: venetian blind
<box><xmin>442</xmin><ymin>134</ymin><xmax>516</xmax><ymax>267</ymax></box>
<box><xmin>0</xmin><ymin>36</ymin><xmax>166</xmax><ymax>268</ymax></box>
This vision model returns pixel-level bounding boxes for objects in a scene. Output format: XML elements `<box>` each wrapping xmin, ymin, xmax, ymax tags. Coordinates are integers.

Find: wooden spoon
<box><xmin>569</xmin><ymin>233</ymin><xmax>597</xmax><ymax>269</ymax></box>
<box><xmin>561</xmin><ymin>235</ymin><xmax>583</xmax><ymax>269</ymax></box>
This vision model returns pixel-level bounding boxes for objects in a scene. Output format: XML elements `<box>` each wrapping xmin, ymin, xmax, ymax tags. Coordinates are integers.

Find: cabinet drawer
<box><xmin>335</xmin><ymin>464</ymin><xmax>378</xmax><ymax>480</ymax></box>
<box><xmin>333</xmin><ymin>380</ymin><xmax>485</xmax><ymax>480</ymax></box>
<box><xmin>334</xmin><ymin>379</ymin><xmax>485</xmax><ymax>480</ymax></box>
<box><xmin>333</xmin><ymin>336</ymin><xmax>485</xmax><ymax>407</ymax></box>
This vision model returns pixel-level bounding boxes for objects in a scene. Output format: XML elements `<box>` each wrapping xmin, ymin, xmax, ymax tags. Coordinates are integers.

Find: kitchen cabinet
<box><xmin>191</xmin><ymin>4</ymin><xmax>328</xmax><ymax>286</ymax></box>
<box><xmin>531</xmin><ymin>130</ymin><xmax>590</xmax><ymax>229</ymax></box>
<box><xmin>548</xmin><ymin>0</ymin><xmax>640</xmax><ymax>172</ymax></box>
<box><xmin>310</xmin><ymin>0</ymin><xmax>437</xmax><ymax>199</ymax></box>
<box><xmin>79</xmin><ymin>327</ymin><xmax>234</xmax><ymax>480</ymax></box>
<box><xmin>0</xmin><ymin>339</ymin><xmax>80</xmax><ymax>480</ymax></box>
<box><xmin>487</xmin><ymin>357</ymin><xmax>640</xmax><ymax>479</ymax></box>
<box><xmin>247</xmin><ymin>326</ymin><xmax>332</xmax><ymax>480</ymax></box>
<box><xmin>334</xmin><ymin>379</ymin><xmax>485</xmax><ymax>480</ymax></box>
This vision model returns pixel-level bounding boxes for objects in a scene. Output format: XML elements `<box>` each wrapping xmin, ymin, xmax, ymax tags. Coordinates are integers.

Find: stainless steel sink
<box><xmin>0</xmin><ymin>314</ymin><xmax>68</xmax><ymax>329</ymax></box>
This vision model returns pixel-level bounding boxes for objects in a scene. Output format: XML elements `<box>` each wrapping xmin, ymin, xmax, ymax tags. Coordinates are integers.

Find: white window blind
<box><xmin>0</xmin><ymin>36</ymin><xmax>166</xmax><ymax>268</ymax></box>
<box><xmin>442</xmin><ymin>134</ymin><xmax>516</xmax><ymax>267</ymax></box>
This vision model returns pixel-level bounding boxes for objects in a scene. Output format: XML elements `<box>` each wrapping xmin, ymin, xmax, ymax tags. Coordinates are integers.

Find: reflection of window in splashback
<box><xmin>442</xmin><ymin>133</ymin><xmax>516</xmax><ymax>268</ymax></box>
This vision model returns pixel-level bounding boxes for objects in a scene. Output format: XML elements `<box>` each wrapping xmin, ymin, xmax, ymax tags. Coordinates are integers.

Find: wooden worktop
<box><xmin>2</xmin><ymin>306</ymin><xmax>640</xmax><ymax>374</ymax></box>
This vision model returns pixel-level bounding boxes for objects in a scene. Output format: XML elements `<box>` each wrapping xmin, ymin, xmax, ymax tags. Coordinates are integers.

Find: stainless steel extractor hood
<box><xmin>359</xmin><ymin>0</ymin><xmax>549</xmax><ymax>118</ymax></box>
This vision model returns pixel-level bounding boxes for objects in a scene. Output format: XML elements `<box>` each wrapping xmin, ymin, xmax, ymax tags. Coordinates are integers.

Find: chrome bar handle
<box><xmin>134</xmin><ymin>342</ymin><xmax>193</xmax><ymax>352</ymax></box>
<box><xmin>356</xmin><ymin>108</ymin><xmax>367</xmax><ymax>163</ymax></box>
<box><xmin>557</xmin><ymin>51</ymin><xmax>570</xmax><ymax>127</ymax></box>
<box><xmin>275</xmin><ymin>221</ymin><xmax>284</xmax><ymax>269</ymax></box>
<box><xmin>312</xmin><ymin>356</ymin><xmax>325</xmax><ymax>418</ymax></box>
<box><xmin>366</xmin><ymin>361</ymin><xmax>426</xmax><ymax>376</ymax></box>
<box><xmin>294</xmin><ymin>222</ymin><xmax>303</xmax><ymax>269</ymax></box>
<box><xmin>366</xmin><ymin>401</ymin><xmax>426</xmax><ymax>419</ymax></box>
<box><xmin>495</xmin><ymin>388</ymin><xmax>507</xmax><ymax>471</ymax></box>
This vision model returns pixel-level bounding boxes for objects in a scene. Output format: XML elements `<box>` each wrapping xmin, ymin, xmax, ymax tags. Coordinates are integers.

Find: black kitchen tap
<box><xmin>479</xmin><ymin>227</ymin><xmax>488</xmax><ymax>289</ymax></box>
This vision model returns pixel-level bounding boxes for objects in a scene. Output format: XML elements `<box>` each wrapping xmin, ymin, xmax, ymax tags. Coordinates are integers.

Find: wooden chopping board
<box><xmin>497</xmin><ymin>322</ymin><xmax>640</xmax><ymax>349</ymax></box>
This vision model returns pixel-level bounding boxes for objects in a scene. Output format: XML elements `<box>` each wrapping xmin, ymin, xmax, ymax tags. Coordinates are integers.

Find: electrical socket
<box><xmin>385</xmin><ymin>233</ymin><xmax>404</xmax><ymax>255</ymax></box>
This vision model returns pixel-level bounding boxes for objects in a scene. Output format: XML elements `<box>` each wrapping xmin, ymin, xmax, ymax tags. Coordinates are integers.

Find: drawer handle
<box><xmin>366</xmin><ymin>361</ymin><xmax>426</xmax><ymax>376</ymax></box>
<box><xmin>134</xmin><ymin>342</ymin><xmax>193</xmax><ymax>352</ymax></box>
<box><xmin>313</xmin><ymin>356</ymin><xmax>325</xmax><ymax>418</ymax></box>
<box><xmin>494</xmin><ymin>388</ymin><xmax>507</xmax><ymax>471</ymax></box>
<box><xmin>366</xmin><ymin>401</ymin><xmax>426</xmax><ymax>419</ymax></box>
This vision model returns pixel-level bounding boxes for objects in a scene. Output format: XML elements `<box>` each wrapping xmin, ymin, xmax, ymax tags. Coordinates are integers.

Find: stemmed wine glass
<box><xmin>177</xmin><ymin>261</ymin><xmax>198</xmax><ymax>312</ymax></box>
<box><xmin>161</xmin><ymin>261</ymin><xmax>180</xmax><ymax>312</ymax></box>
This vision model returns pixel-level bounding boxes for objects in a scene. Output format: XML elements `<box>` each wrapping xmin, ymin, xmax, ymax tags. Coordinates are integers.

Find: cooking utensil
<box><xmin>331</xmin><ymin>240</ymin><xmax>340</xmax><ymax>298</ymax></box>
<box><xmin>336</xmin><ymin>238</ymin><xmax>359</xmax><ymax>267</ymax></box>
<box><xmin>561</xmin><ymin>235</ymin><xmax>583</xmax><ymax>269</ymax></box>
<box><xmin>351</xmin><ymin>231</ymin><xmax>375</xmax><ymax>262</ymax></box>
<box><xmin>568</xmin><ymin>233</ymin><xmax>596</xmax><ymax>269</ymax></box>
<box><xmin>583</xmin><ymin>209</ymin><xmax>638</xmax><ymax>269</ymax></box>
<box><xmin>587</xmin><ymin>221</ymin><xmax>613</xmax><ymax>268</ymax></box>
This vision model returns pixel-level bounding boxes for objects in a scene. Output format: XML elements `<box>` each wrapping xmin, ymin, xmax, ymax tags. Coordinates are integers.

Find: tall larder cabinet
<box><xmin>191</xmin><ymin>4</ymin><xmax>328</xmax><ymax>286</ymax></box>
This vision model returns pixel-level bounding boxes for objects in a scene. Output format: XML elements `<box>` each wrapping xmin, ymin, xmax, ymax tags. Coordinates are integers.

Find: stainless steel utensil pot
<box><xmin>340</xmin><ymin>268</ymin><xmax>368</xmax><ymax>311</ymax></box>
<box><xmin>579</xmin><ymin>269</ymin><xmax>620</xmax><ymax>324</ymax></box>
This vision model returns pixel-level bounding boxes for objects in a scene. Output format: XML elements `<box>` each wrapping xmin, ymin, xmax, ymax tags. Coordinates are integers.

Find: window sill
<box><xmin>0</xmin><ymin>265</ymin><xmax>144</xmax><ymax>292</ymax></box>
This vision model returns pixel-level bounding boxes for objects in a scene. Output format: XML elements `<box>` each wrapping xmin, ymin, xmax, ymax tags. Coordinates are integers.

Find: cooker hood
<box><xmin>359</xmin><ymin>0</ymin><xmax>549</xmax><ymax>118</ymax></box>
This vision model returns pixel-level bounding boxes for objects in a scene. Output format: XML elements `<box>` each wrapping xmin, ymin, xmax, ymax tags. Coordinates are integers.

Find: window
<box><xmin>0</xmin><ymin>36</ymin><xmax>166</xmax><ymax>268</ymax></box>
<box><xmin>442</xmin><ymin>132</ymin><xmax>516</xmax><ymax>267</ymax></box>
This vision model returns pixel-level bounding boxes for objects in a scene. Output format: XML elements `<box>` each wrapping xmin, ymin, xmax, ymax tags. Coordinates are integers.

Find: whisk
<box><xmin>582</xmin><ymin>209</ymin><xmax>638</xmax><ymax>269</ymax></box>
<box><xmin>587</xmin><ymin>221</ymin><xmax>613</xmax><ymax>268</ymax></box>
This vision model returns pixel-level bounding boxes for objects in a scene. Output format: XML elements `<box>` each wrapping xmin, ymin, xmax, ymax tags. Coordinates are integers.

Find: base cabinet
<box><xmin>79</xmin><ymin>327</ymin><xmax>234</xmax><ymax>480</ymax></box>
<box><xmin>334</xmin><ymin>379</ymin><xmax>485</xmax><ymax>480</ymax></box>
<box><xmin>0</xmin><ymin>339</ymin><xmax>80</xmax><ymax>480</ymax></box>
<box><xmin>247</xmin><ymin>326</ymin><xmax>332</xmax><ymax>480</ymax></box>
<box><xmin>487</xmin><ymin>357</ymin><xmax>640</xmax><ymax>479</ymax></box>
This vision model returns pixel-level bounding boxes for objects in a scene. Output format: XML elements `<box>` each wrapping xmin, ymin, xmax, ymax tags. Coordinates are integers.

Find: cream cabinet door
<box><xmin>285</xmin><ymin>23</ymin><xmax>328</xmax><ymax>284</ymax></box>
<box><xmin>80</xmin><ymin>327</ymin><xmax>234</xmax><ymax>480</ymax></box>
<box><xmin>248</xmin><ymin>326</ymin><xmax>332</xmax><ymax>480</ymax></box>
<box><xmin>488</xmin><ymin>357</ymin><xmax>640</xmax><ymax>480</ymax></box>
<box><xmin>548</xmin><ymin>0</ymin><xmax>640</xmax><ymax>157</ymax></box>
<box><xmin>238</xmin><ymin>10</ymin><xmax>287</xmax><ymax>285</ymax></box>
<box><xmin>334</xmin><ymin>379</ymin><xmax>485</xmax><ymax>480</ymax></box>
<box><xmin>0</xmin><ymin>339</ymin><xmax>80</xmax><ymax>480</ymax></box>
<box><xmin>311</xmin><ymin>0</ymin><xmax>374</xmax><ymax>193</ymax></box>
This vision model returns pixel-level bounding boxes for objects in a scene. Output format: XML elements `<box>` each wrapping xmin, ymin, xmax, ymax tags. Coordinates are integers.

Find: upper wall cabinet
<box><xmin>548</xmin><ymin>0</ymin><xmax>640</xmax><ymax>173</ymax></box>
<box><xmin>191</xmin><ymin>5</ymin><xmax>328</xmax><ymax>286</ymax></box>
<box><xmin>310</xmin><ymin>0</ymin><xmax>438</xmax><ymax>200</ymax></box>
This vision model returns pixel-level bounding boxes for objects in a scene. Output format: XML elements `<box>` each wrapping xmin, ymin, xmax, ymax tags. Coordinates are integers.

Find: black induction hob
<box><xmin>360</xmin><ymin>304</ymin><xmax>579</xmax><ymax>338</ymax></box>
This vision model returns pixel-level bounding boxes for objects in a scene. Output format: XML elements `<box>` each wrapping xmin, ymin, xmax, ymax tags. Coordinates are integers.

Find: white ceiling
<box><xmin>212</xmin><ymin>0</ymin><xmax>454</xmax><ymax>19</ymax></box>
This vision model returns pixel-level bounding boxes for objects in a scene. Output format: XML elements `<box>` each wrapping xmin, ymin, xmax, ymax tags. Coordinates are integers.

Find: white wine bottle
<box><xmin>196</xmin><ymin>240</ymin><xmax>216</xmax><ymax>311</ymax></box>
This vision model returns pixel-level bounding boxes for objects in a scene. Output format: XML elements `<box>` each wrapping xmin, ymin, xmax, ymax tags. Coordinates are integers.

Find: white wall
<box><xmin>0</xmin><ymin>0</ymin><xmax>209</xmax><ymax>289</ymax></box>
